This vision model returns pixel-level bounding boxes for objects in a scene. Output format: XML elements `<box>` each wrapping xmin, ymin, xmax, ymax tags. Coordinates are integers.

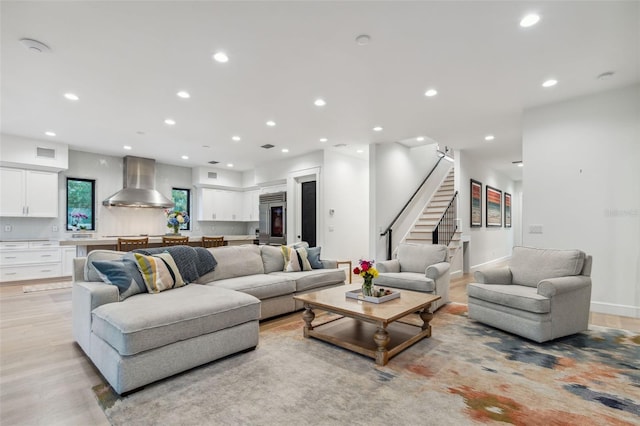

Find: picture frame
<box><xmin>504</xmin><ymin>192</ymin><xmax>512</xmax><ymax>228</ymax></box>
<box><xmin>486</xmin><ymin>185</ymin><xmax>502</xmax><ymax>227</ymax></box>
<box><xmin>470</xmin><ymin>179</ymin><xmax>482</xmax><ymax>227</ymax></box>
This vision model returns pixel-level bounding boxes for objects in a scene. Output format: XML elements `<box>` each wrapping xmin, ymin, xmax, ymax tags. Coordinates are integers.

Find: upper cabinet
<box><xmin>0</xmin><ymin>167</ymin><xmax>59</xmax><ymax>217</ymax></box>
<box><xmin>242</xmin><ymin>189</ymin><xmax>260</xmax><ymax>221</ymax></box>
<box><xmin>197</xmin><ymin>188</ymin><xmax>259</xmax><ymax>222</ymax></box>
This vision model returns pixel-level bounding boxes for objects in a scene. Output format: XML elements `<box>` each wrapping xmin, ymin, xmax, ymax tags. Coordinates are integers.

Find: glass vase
<box><xmin>362</xmin><ymin>276</ymin><xmax>374</xmax><ymax>297</ymax></box>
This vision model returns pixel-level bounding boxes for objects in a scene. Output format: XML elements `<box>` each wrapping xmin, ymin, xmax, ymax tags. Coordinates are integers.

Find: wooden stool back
<box><xmin>162</xmin><ymin>236</ymin><xmax>189</xmax><ymax>246</ymax></box>
<box><xmin>202</xmin><ymin>236</ymin><xmax>224</xmax><ymax>248</ymax></box>
<box><xmin>116</xmin><ymin>237</ymin><xmax>149</xmax><ymax>252</ymax></box>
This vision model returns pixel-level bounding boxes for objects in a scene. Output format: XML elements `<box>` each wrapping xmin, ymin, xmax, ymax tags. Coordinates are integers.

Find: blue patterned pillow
<box><xmin>307</xmin><ymin>246</ymin><xmax>324</xmax><ymax>269</ymax></box>
<box><xmin>92</xmin><ymin>259</ymin><xmax>147</xmax><ymax>300</ymax></box>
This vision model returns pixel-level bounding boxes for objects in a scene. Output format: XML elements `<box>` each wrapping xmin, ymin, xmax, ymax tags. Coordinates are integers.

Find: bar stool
<box><xmin>116</xmin><ymin>237</ymin><xmax>149</xmax><ymax>252</ymax></box>
<box><xmin>162</xmin><ymin>236</ymin><xmax>189</xmax><ymax>246</ymax></box>
<box><xmin>202</xmin><ymin>236</ymin><xmax>224</xmax><ymax>248</ymax></box>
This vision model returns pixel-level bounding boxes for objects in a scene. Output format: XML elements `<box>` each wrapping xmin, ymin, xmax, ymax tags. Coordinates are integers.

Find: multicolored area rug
<box><xmin>93</xmin><ymin>304</ymin><xmax>639</xmax><ymax>425</ymax></box>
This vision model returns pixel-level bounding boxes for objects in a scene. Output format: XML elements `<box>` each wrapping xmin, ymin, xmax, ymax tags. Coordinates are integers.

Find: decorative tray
<box><xmin>345</xmin><ymin>288</ymin><xmax>400</xmax><ymax>304</ymax></box>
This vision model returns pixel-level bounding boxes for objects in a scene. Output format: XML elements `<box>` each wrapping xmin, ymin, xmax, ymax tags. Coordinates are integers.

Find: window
<box><xmin>172</xmin><ymin>188</ymin><xmax>191</xmax><ymax>230</ymax></box>
<box><xmin>66</xmin><ymin>178</ymin><xmax>95</xmax><ymax>231</ymax></box>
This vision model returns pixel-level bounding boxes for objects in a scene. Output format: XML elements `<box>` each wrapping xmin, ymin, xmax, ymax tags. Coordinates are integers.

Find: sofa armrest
<box><xmin>474</xmin><ymin>267</ymin><xmax>512</xmax><ymax>284</ymax></box>
<box><xmin>321</xmin><ymin>259</ymin><xmax>337</xmax><ymax>269</ymax></box>
<box><xmin>377</xmin><ymin>259</ymin><xmax>400</xmax><ymax>273</ymax></box>
<box><xmin>426</xmin><ymin>262</ymin><xmax>450</xmax><ymax>279</ymax></box>
<box><xmin>72</xmin><ymin>280</ymin><xmax>119</xmax><ymax>355</ymax></box>
<box><xmin>537</xmin><ymin>276</ymin><xmax>592</xmax><ymax>297</ymax></box>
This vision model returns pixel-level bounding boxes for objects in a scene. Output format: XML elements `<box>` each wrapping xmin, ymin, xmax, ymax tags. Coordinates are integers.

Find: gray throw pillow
<box><xmin>307</xmin><ymin>246</ymin><xmax>324</xmax><ymax>269</ymax></box>
<box><xmin>92</xmin><ymin>258</ymin><xmax>147</xmax><ymax>300</ymax></box>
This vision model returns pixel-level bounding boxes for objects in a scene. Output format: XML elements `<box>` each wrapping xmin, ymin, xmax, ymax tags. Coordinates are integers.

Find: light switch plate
<box><xmin>4</xmin><ymin>225</ymin><xmax>11</xmax><ymax>232</ymax></box>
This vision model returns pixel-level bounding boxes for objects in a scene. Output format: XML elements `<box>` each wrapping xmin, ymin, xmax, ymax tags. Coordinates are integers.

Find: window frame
<box><xmin>66</xmin><ymin>177</ymin><xmax>96</xmax><ymax>231</ymax></box>
<box><xmin>172</xmin><ymin>187</ymin><xmax>191</xmax><ymax>230</ymax></box>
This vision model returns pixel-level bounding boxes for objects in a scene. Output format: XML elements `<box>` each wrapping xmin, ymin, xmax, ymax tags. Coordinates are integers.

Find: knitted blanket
<box><xmin>133</xmin><ymin>246</ymin><xmax>217</xmax><ymax>283</ymax></box>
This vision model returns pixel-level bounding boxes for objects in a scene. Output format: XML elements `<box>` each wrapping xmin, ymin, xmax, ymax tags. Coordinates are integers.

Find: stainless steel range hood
<box><xmin>102</xmin><ymin>156</ymin><xmax>175</xmax><ymax>208</ymax></box>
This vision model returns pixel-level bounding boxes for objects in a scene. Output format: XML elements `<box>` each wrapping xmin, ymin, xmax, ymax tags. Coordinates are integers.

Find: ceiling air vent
<box><xmin>207</xmin><ymin>172</ymin><xmax>218</xmax><ymax>179</ymax></box>
<box><xmin>208</xmin><ymin>160</ymin><xmax>219</xmax><ymax>165</ymax></box>
<box><xmin>36</xmin><ymin>147</ymin><xmax>56</xmax><ymax>158</ymax></box>
<box><xmin>261</xmin><ymin>144</ymin><xmax>275</xmax><ymax>149</ymax></box>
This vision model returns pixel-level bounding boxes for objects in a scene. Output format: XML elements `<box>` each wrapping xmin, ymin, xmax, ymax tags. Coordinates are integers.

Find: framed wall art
<box><xmin>470</xmin><ymin>179</ymin><xmax>482</xmax><ymax>227</ymax></box>
<box><xmin>504</xmin><ymin>192</ymin><xmax>512</xmax><ymax>228</ymax></box>
<box><xmin>486</xmin><ymin>185</ymin><xmax>502</xmax><ymax>227</ymax></box>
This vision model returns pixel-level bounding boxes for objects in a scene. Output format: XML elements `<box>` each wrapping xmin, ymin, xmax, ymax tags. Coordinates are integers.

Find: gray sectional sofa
<box><xmin>72</xmin><ymin>244</ymin><xmax>345</xmax><ymax>394</ymax></box>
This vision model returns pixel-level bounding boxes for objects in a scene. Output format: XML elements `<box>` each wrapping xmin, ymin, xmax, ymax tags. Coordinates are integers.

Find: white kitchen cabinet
<box><xmin>197</xmin><ymin>188</ymin><xmax>243</xmax><ymax>221</ymax></box>
<box><xmin>0</xmin><ymin>240</ymin><xmax>64</xmax><ymax>282</ymax></box>
<box><xmin>0</xmin><ymin>167</ymin><xmax>59</xmax><ymax>217</ymax></box>
<box><xmin>242</xmin><ymin>189</ymin><xmax>260</xmax><ymax>221</ymax></box>
<box><xmin>62</xmin><ymin>246</ymin><xmax>76</xmax><ymax>276</ymax></box>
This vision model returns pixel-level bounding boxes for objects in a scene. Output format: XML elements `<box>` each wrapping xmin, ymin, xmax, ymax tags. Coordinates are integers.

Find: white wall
<box><xmin>458</xmin><ymin>151</ymin><xmax>516</xmax><ymax>269</ymax></box>
<box><xmin>522</xmin><ymin>84</ymin><xmax>640</xmax><ymax>318</ymax></box>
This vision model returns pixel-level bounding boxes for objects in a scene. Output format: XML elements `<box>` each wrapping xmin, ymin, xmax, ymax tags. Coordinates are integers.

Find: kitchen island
<box><xmin>59</xmin><ymin>235</ymin><xmax>259</xmax><ymax>256</ymax></box>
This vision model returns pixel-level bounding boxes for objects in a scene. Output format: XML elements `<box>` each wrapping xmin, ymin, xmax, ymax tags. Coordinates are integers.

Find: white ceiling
<box><xmin>2</xmin><ymin>1</ymin><xmax>638</xmax><ymax>181</ymax></box>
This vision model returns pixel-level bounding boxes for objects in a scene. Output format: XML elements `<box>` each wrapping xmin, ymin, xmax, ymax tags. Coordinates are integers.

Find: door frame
<box><xmin>287</xmin><ymin>167</ymin><xmax>321</xmax><ymax>246</ymax></box>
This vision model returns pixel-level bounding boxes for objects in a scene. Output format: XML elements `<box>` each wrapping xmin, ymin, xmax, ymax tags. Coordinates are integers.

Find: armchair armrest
<box><xmin>537</xmin><ymin>276</ymin><xmax>592</xmax><ymax>297</ymax></box>
<box><xmin>321</xmin><ymin>259</ymin><xmax>337</xmax><ymax>269</ymax></box>
<box><xmin>474</xmin><ymin>267</ymin><xmax>512</xmax><ymax>284</ymax></box>
<box><xmin>426</xmin><ymin>262</ymin><xmax>450</xmax><ymax>279</ymax></box>
<box><xmin>377</xmin><ymin>259</ymin><xmax>400</xmax><ymax>273</ymax></box>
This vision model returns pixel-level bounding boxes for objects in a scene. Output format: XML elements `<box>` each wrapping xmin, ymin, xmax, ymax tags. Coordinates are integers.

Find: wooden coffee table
<box><xmin>293</xmin><ymin>284</ymin><xmax>441</xmax><ymax>365</ymax></box>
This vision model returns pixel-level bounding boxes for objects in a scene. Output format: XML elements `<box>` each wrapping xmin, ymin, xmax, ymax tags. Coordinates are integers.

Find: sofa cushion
<box><xmin>510</xmin><ymin>246</ymin><xmax>586</xmax><ymax>287</ymax></box>
<box><xmin>261</xmin><ymin>245</ymin><xmax>285</xmax><ymax>273</ymax></box>
<box><xmin>84</xmin><ymin>250</ymin><xmax>125</xmax><ymax>282</ymax></box>
<box><xmin>270</xmin><ymin>268</ymin><xmax>345</xmax><ymax>292</ymax></box>
<box><xmin>373</xmin><ymin>272</ymin><xmax>436</xmax><ymax>293</ymax></box>
<box><xmin>397</xmin><ymin>244</ymin><xmax>447</xmax><ymax>273</ymax></box>
<box><xmin>92</xmin><ymin>259</ymin><xmax>147</xmax><ymax>300</ymax></box>
<box><xmin>468</xmin><ymin>283</ymin><xmax>551</xmax><ymax>313</ymax></box>
<box><xmin>196</xmin><ymin>245</ymin><xmax>264</xmax><ymax>283</ymax></box>
<box><xmin>281</xmin><ymin>246</ymin><xmax>312</xmax><ymax>272</ymax></box>
<box><xmin>91</xmin><ymin>285</ymin><xmax>260</xmax><ymax>356</ymax></box>
<box><xmin>133</xmin><ymin>253</ymin><xmax>185</xmax><ymax>293</ymax></box>
<box><xmin>209</xmin><ymin>274</ymin><xmax>295</xmax><ymax>300</ymax></box>
<box><xmin>306</xmin><ymin>247</ymin><xmax>324</xmax><ymax>269</ymax></box>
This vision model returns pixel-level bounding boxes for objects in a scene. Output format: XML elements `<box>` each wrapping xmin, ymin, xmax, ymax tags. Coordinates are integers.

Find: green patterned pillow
<box><xmin>133</xmin><ymin>252</ymin><xmax>185</xmax><ymax>293</ymax></box>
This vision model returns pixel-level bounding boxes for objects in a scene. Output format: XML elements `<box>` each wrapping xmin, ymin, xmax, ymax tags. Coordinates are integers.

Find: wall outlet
<box><xmin>4</xmin><ymin>225</ymin><xmax>12</xmax><ymax>232</ymax></box>
<box><xmin>52</xmin><ymin>225</ymin><xmax>59</xmax><ymax>232</ymax></box>
<box><xmin>529</xmin><ymin>224</ymin><xmax>543</xmax><ymax>234</ymax></box>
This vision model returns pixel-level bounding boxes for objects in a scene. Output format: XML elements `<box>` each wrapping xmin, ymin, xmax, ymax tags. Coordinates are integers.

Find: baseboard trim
<box><xmin>470</xmin><ymin>255</ymin><xmax>511</xmax><ymax>274</ymax></box>
<box><xmin>591</xmin><ymin>301</ymin><xmax>640</xmax><ymax>318</ymax></box>
<box><xmin>450</xmin><ymin>269</ymin><xmax>463</xmax><ymax>279</ymax></box>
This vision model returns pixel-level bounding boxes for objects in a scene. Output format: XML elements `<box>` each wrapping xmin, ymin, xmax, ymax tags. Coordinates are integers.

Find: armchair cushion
<box><xmin>398</xmin><ymin>243</ymin><xmax>447</xmax><ymax>273</ymax></box>
<box><xmin>377</xmin><ymin>259</ymin><xmax>400</xmax><ymax>273</ymax></box>
<box><xmin>510</xmin><ymin>246</ymin><xmax>585</xmax><ymax>287</ymax></box>
<box><xmin>373</xmin><ymin>273</ymin><xmax>435</xmax><ymax>293</ymax></box>
<box><xmin>474</xmin><ymin>267</ymin><xmax>512</xmax><ymax>285</ymax></box>
<box><xmin>468</xmin><ymin>283</ymin><xmax>551</xmax><ymax>314</ymax></box>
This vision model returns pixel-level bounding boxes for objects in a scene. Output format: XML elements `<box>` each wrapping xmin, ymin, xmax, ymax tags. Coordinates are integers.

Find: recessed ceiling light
<box><xmin>266</xmin><ymin>120</ymin><xmax>276</xmax><ymax>127</ymax></box>
<box><xmin>44</xmin><ymin>131</ymin><xmax>56</xmax><ymax>137</ymax></box>
<box><xmin>355</xmin><ymin>34</ymin><xmax>371</xmax><ymax>45</ymax></box>
<box><xmin>319</xmin><ymin>138</ymin><xmax>328</xmax><ymax>142</ymax></box>
<box><xmin>314</xmin><ymin>98</ymin><xmax>326</xmax><ymax>107</ymax></box>
<box><xmin>542</xmin><ymin>79</ymin><xmax>558</xmax><ymax>88</ymax></box>
<box><xmin>19</xmin><ymin>38</ymin><xmax>51</xmax><ymax>53</ymax></box>
<box><xmin>64</xmin><ymin>93</ymin><xmax>79</xmax><ymax>101</ymax></box>
<box><xmin>520</xmin><ymin>14</ymin><xmax>541</xmax><ymax>28</ymax></box>
<box><xmin>227</xmin><ymin>163</ymin><xmax>234</xmax><ymax>167</ymax></box>
<box><xmin>597</xmin><ymin>71</ymin><xmax>615</xmax><ymax>80</ymax></box>
<box><xmin>202</xmin><ymin>145</ymin><xmax>210</xmax><ymax>148</ymax></box>
<box><xmin>123</xmin><ymin>145</ymin><xmax>132</xmax><ymax>150</ymax></box>
<box><xmin>164</xmin><ymin>118</ymin><xmax>176</xmax><ymax>125</ymax></box>
<box><xmin>424</xmin><ymin>89</ymin><xmax>438</xmax><ymax>97</ymax></box>
<box><xmin>232</xmin><ymin>136</ymin><xmax>241</xmax><ymax>141</ymax></box>
<box><xmin>281</xmin><ymin>148</ymin><xmax>289</xmax><ymax>153</ymax></box>
<box><xmin>136</xmin><ymin>131</ymin><xmax>145</xmax><ymax>135</ymax></box>
<box><xmin>176</xmin><ymin>91</ymin><xmax>190</xmax><ymax>99</ymax></box>
<box><xmin>416</xmin><ymin>136</ymin><xmax>425</xmax><ymax>142</ymax></box>
<box><xmin>512</xmin><ymin>161</ymin><xmax>524</xmax><ymax>167</ymax></box>
<box><xmin>484</xmin><ymin>135</ymin><xmax>495</xmax><ymax>141</ymax></box>
<box><xmin>181</xmin><ymin>155</ymin><xmax>189</xmax><ymax>160</ymax></box>
<box><xmin>356</xmin><ymin>149</ymin><xmax>363</xmax><ymax>153</ymax></box>
<box><xmin>213</xmin><ymin>52</ymin><xmax>229</xmax><ymax>63</ymax></box>
<box><xmin>518</xmin><ymin>163</ymin><xmax>524</xmax><ymax>167</ymax></box>
<box><xmin>373</xmin><ymin>126</ymin><xmax>383</xmax><ymax>132</ymax></box>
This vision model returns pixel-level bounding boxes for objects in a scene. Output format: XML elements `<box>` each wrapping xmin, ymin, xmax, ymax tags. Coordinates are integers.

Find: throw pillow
<box><xmin>281</xmin><ymin>246</ymin><xmax>312</xmax><ymax>272</ymax></box>
<box><xmin>133</xmin><ymin>252</ymin><xmax>186</xmax><ymax>293</ymax></box>
<box><xmin>91</xmin><ymin>259</ymin><xmax>147</xmax><ymax>301</ymax></box>
<box><xmin>306</xmin><ymin>246</ymin><xmax>324</xmax><ymax>269</ymax></box>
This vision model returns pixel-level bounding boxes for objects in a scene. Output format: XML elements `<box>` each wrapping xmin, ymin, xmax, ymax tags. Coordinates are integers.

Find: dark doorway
<box><xmin>301</xmin><ymin>181</ymin><xmax>317</xmax><ymax>247</ymax></box>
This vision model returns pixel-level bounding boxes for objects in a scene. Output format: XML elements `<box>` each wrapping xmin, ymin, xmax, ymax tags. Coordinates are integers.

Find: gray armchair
<box><xmin>374</xmin><ymin>243</ymin><xmax>450</xmax><ymax>311</ymax></box>
<box><xmin>468</xmin><ymin>246</ymin><xmax>592</xmax><ymax>343</ymax></box>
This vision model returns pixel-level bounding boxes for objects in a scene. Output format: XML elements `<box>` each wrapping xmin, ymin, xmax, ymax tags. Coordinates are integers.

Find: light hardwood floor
<box><xmin>1</xmin><ymin>275</ymin><xmax>638</xmax><ymax>425</ymax></box>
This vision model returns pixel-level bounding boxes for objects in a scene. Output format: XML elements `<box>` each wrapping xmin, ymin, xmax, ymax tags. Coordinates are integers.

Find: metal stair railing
<box><xmin>432</xmin><ymin>191</ymin><xmax>458</xmax><ymax>246</ymax></box>
<box><xmin>380</xmin><ymin>157</ymin><xmax>445</xmax><ymax>260</ymax></box>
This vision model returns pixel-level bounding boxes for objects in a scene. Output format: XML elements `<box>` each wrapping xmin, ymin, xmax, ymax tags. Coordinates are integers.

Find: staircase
<box><xmin>404</xmin><ymin>168</ymin><xmax>462</xmax><ymax>260</ymax></box>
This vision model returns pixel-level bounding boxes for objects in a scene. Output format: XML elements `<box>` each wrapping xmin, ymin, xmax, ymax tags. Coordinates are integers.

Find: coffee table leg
<box><xmin>302</xmin><ymin>304</ymin><xmax>315</xmax><ymax>338</ymax></box>
<box><xmin>373</xmin><ymin>326</ymin><xmax>390</xmax><ymax>365</ymax></box>
<box><xmin>420</xmin><ymin>308</ymin><xmax>434</xmax><ymax>336</ymax></box>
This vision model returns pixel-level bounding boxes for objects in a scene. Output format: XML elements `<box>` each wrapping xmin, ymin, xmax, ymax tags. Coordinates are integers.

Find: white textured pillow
<box><xmin>281</xmin><ymin>246</ymin><xmax>312</xmax><ymax>272</ymax></box>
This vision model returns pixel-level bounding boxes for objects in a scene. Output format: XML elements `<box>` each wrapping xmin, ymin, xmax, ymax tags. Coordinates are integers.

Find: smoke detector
<box><xmin>19</xmin><ymin>38</ymin><xmax>51</xmax><ymax>53</ymax></box>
